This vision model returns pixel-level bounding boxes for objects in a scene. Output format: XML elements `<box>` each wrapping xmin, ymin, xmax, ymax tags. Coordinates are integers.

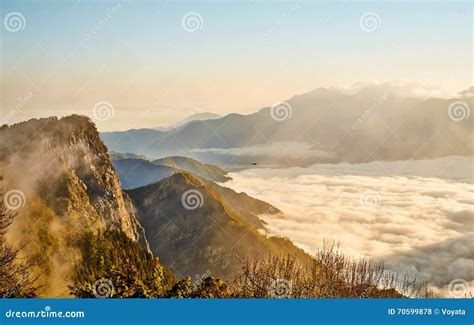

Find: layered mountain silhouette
<box><xmin>113</xmin><ymin>159</ymin><xmax>176</xmax><ymax>190</ymax></box>
<box><xmin>101</xmin><ymin>84</ymin><xmax>473</xmax><ymax>167</ymax></box>
<box><xmin>112</xmin><ymin>155</ymin><xmax>230</xmax><ymax>189</ymax></box>
<box><xmin>127</xmin><ymin>172</ymin><xmax>311</xmax><ymax>280</ymax></box>
<box><xmin>0</xmin><ymin>115</ymin><xmax>309</xmax><ymax>295</ymax></box>
<box><xmin>108</xmin><ymin>151</ymin><xmax>150</xmax><ymax>160</ymax></box>
<box><xmin>153</xmin><ymin>112</ymin><xmax>222</xmax><ymax>132</ymax></box>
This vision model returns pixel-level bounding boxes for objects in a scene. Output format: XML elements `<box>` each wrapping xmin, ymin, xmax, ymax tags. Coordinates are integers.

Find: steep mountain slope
<box><xmin>113</xmin><ymin>156</ymin><xmax>230</xmax><ymax>190</ymax></box>
<box><xmin>101</xmin><ymin>84</ymin><xmax>473</xmax><ymax>166</ymax></box>
<box><xmin>127</xmin><ymin>172</ymin><xmax>311</xmax><ymax>280</ymax></box>
<box><xmin>0</xmin><ymin>115</ymin><xmax>147</xmax><ymax>296</ymax></box>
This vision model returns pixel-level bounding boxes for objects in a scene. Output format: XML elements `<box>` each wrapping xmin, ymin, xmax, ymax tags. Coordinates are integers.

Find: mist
<box><xmin>224</xmin><ymin>155</ymin><xmax>474</xmax><ymax>295</ymax></box>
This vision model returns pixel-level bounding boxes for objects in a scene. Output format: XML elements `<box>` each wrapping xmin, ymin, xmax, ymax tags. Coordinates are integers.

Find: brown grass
<box><xmin>230</xmin><ymin>242</ymin><xmax>432</xmax><ymax>298</ymax></box>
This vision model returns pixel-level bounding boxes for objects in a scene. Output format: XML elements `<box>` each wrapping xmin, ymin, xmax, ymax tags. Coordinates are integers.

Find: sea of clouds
<box><xmin>224</xmin><ymin>156</ymin><xmax>473</xmax><ymax>297</ymax></box>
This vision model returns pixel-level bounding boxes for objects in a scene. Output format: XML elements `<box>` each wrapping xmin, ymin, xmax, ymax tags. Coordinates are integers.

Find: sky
<box><xmin>1</xmin><ymin>0</ymin><xmax>472</xmax><ymax>131</ymax></box>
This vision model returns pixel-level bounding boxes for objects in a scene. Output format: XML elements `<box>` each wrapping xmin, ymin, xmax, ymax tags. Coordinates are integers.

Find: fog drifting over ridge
<box><xmin>224</xmin><ymin>156</ymin><xmax>474</xmax><ymax>295</ymax></box>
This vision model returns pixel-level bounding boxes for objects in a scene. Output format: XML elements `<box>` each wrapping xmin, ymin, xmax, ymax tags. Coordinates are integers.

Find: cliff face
<box><xmin>0</xmin><ymin>115</ymin><xmax>145</xmax><ymax>296</ymax></box>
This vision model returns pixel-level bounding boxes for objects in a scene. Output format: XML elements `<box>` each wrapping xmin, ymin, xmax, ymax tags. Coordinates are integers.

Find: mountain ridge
<box><xmin>126</xmin><ymin>172</ymin><xmax>311</xmax><ymax>280</ymax></box>
<box><xmin>101</xmin><ymin>85</ymin><xmax>473</xmax><ymax>167</ymax></box>
<box><xmin>112</xmin><ymin>155</ymin><xmax>230</xmax><ymax>189</ymax></box>
<box><xmin>0</xmin><ymin>115</ymin><xmax>148</xmax><ymax>296</ymax></box>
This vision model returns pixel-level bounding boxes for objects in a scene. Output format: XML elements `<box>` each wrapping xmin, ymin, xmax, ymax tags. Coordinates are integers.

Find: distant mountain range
<box><xmin>153</xmin><ymin>112</ymin><xmax>222</xmax><ymax>132</ymax></box>
<box><xmin>101</xmin><ymin>83</ymin><xmax>473</xmax><ymax>168</ymax></box>
<box><xmin>108</xmin><ymin>151</ymin><xmax>151</xmax><ymax>160</ymax></box>
<box><xmin>0</xmin><ymin>116</ymin><xmax>309</xmax><ymax>296</ymax></box>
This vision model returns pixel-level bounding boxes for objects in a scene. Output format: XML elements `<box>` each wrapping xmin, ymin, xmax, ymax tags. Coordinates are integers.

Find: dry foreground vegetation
<box><xmin>1</xmin><ymin>192</ymin><xmax>431</xmax><ymax>299</ymax></box>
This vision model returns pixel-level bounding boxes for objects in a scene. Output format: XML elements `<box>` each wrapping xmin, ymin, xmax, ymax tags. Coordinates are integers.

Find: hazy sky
<box><xmin>1</xmin><ymin>0</ymin><xmax>472</xmax><ymax>131</ymax></box>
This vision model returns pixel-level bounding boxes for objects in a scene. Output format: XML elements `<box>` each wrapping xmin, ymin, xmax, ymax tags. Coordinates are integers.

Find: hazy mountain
<box><xmin>153</xmin><ymin>112</ymin><xmax>222</xmax><ymax>131</ymax></box>
<box><xmin>0</xmin><ymin>116</ymin><xmax>147</xmax><ymax>296</ymax></box>
<box><xmin>127</xmin><ymin>172</ymin><xmax>311</xmax><ymax>280</ymax></box>
<box><xmin>0</xmin><ymin>114</ymin><xmax>434</xmax><ymax>298</ymax></box>
<box><xmin>459</xmin><ymin>86</ymin><xmax>474</xmax><ymax>97</ymax></box>
<box><xmin>101</xmin><ymin>128</ymin><xmax>165</xmax><ymax>156</ymax></box>
<box><xmin>113</xmin><ymin>159</ymin><xmax>176</xmax><ymax>190</ymax></box>
<box><xmin>113</xmin><ymin>156</ymin><xmax>230</xmax><ymax>189</ymax></box>
<box><xmin>152</xmin><ymin>156</ymin><xmax>230</xmax><ymax>183</ymax></box>
<box><xmin>101</xmin><ymin>84</ymin><xmax>473</xmax><ymax>167</ymax></box>
<box><xmin>108</xmin><ymin>151</ymin><xmax>150</xmax><ymax>161</ymax></box>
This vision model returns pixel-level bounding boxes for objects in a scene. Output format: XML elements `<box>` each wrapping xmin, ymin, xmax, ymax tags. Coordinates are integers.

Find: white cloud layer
<box><xmin>224</xmin><ymin>156</ymin><xmax>474</xmax><ymax>296</ymax></box>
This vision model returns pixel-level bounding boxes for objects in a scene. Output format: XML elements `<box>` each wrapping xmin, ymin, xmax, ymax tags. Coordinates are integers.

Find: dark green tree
<box><xmin>69</xmin><ymin>230</ymin><xmax>176</xmax><ymax>298</ymax></box>
<box><xmin>0</xmin><ymin>188</ymin><xmax>37</xmax><ymax>297</ymax></box>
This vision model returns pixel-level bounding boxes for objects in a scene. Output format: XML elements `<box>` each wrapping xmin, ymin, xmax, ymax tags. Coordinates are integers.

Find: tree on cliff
<box><xmin>0</xmin><ymin>187</ymin><xmax>37</xmax><ymax>297</ymax></box>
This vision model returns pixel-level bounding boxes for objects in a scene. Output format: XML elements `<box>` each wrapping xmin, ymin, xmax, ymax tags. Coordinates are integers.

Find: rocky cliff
<box><xmin>0</xmin><ymin>115</ymin><xmax>146</xmax><ymax>296</ymax></box>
